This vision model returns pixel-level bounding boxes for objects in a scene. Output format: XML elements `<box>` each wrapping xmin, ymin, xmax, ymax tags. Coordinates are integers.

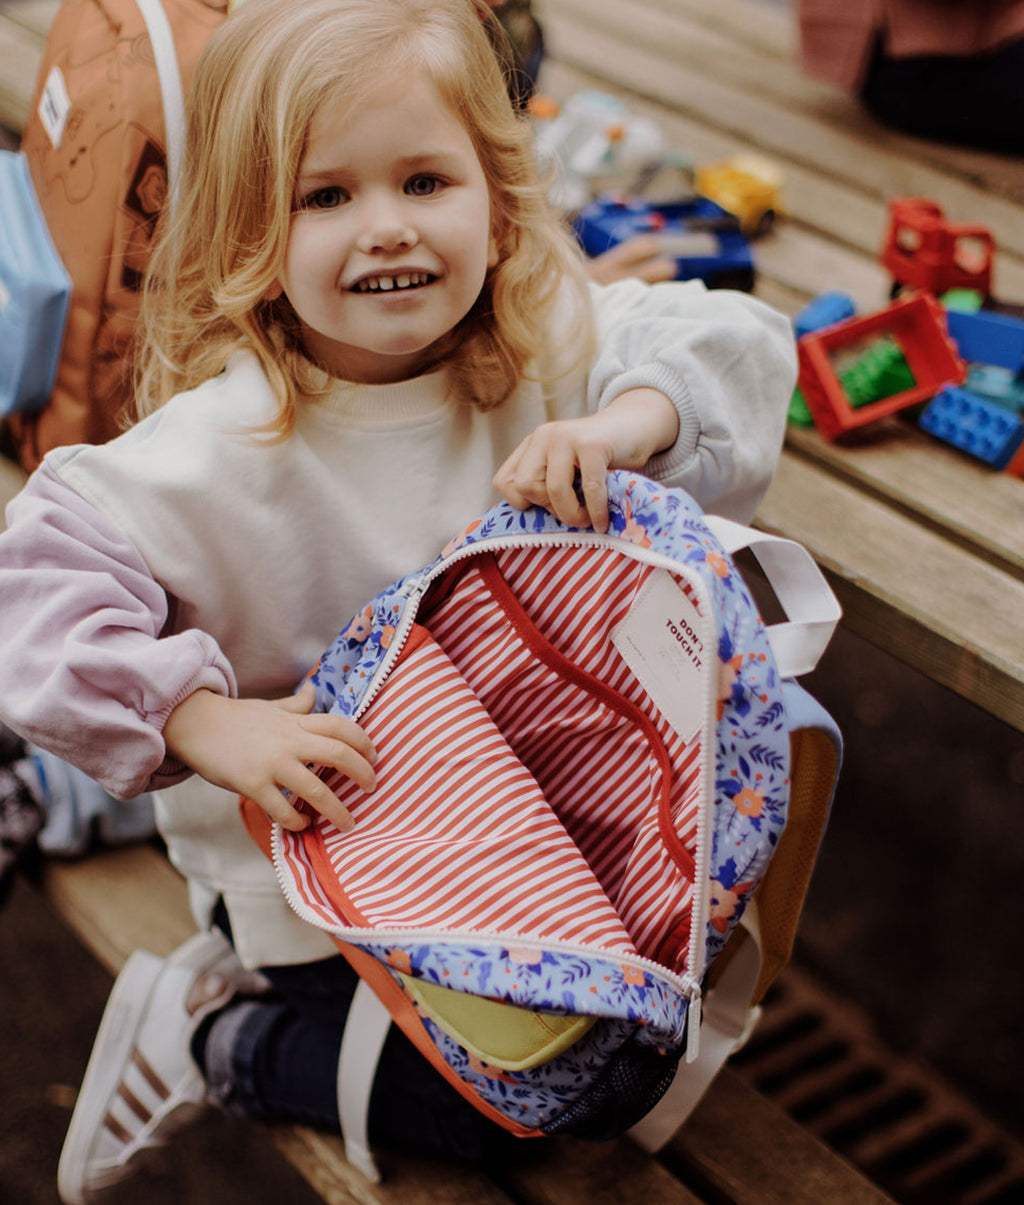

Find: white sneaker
<box><xmin>57</xmin><ymin>929</ymin><xmax>260</xmax><ymax>1204</ymax></box>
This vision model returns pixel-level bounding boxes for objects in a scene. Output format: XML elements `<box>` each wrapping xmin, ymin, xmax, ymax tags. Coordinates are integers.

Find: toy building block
<box><xmin>966</xmin><ymin>365</ymin><xmax>1024</xmax><ymax>414</ymax></box>
<box><xmin>792</xmin><ymin>292</ymin><xmax>856</xmax><ymax>341</ymax></box>
<box><xmin>919</xmin><ymin>386</ymin><xmax>1024</xmax><ymax>469</ymax></box>
<box><xmin>945</xmin><ymin>307</ymin><xmax>1024</xmax><ymax>375</ymax></box>
<box><xmin>787</xmin><ymin>387</ymin><xmax>814</xmax><ymax>427</ymax></box>
<box><xmin>838</xmin><ymin>335</ymin><xmax>916</xmax><ymax>408</ymax></box>
<box><xmin>882</xmin><ymin>197</ymin><xmax>995</xmax><ymax>298</ymax></box>
<box><xmin>575</xmin><ymin>194</ymin><xmax>755</xmax><ymax>291</ymax></box>
<box><xmin>694</xmin><ymin>153</ymin><xmax>783</xmax><ymax>237</ymax></box>
<box><xmin>797</xmin><ymin>292</ymin><xmax>966</xmax><ymax>441</ymax></box>
<box><xmin>1004</xmin><ymin>438</ymin><xmax>1024</xmax><ymax>478</ymax></box>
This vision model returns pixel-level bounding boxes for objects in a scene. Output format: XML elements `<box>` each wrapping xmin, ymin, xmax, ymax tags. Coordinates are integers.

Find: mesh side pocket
<box><xmin>541</xmin><ymin>1037</ymin><xmax>681</xmax><ymax>1140</ymax></box>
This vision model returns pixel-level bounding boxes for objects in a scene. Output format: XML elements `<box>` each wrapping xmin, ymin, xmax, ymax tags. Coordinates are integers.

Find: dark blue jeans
<box><xmin>201</xmin><ymin>912</ymin><xmax>526</xmax><ymax>1164</ymax></box>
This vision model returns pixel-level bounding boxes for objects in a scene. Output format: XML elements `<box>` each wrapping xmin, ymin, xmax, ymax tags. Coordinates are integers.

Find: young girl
<box><xmin>0</xmin><ymin>0</ymin><xmax>796</xmax><ymax>1197</ymax></box>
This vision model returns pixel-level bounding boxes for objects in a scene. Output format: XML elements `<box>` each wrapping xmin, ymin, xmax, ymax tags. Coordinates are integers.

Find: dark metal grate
<box><xmin>729</xmin><ymin>966</ymin><xmax>1024</xmax><ymax>1205</ymax></box>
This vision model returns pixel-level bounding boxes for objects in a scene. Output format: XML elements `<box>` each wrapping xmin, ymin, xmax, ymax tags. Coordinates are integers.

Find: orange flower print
<box><xmin>734</xmin><ymin>787</ymin><xmax>764</xmax><ymax>817</ymax></box>
<box><xmin>621</xmin><ymin>964</ymin><xmax>647</xmax><ymax>986</ymax></box>
<box><xmin>442</xmin><ymin>519</ymin><xmax>483</xmax><ymax>558</ymax></box>
<box><xmin>507</xmin><ymin>946</ymin><xmax>543</xmax><ymax>967</ymax></box>
<box><xmin>380</xmin><ymin>624</ymin><xmax>396</xmax><ymax>649</ymax></box>
<box><xmin>706</xmin><ymin>551</ymin><xmax>730</xmax><ymax>578</ymax></box>
<box><xmin>708</xmin><ymin>879</ymin><xmax>755</xmax><ymax>933</ymax></box>
<box><xmin>716</xmin><ymin>654</ymin><xmax>743</xmax><ymax>719</ymax></box>
<box><xmin>621</xmin><ymin>499</ymin><xmax>652</xmax><ymax>548</ymax></box>
<box><xmin>386</xmin><ymin>949</ymin><xmax>412</xmax><ymax>974</ymax></box>
<box><xmin>343</xmin><ymin>606</ymin><xmax>373</xmax><ymax>643</ymax></box>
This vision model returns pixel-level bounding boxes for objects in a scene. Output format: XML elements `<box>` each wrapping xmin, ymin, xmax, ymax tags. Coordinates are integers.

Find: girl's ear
<box><xmin>265</xmin><ymin>279</ymin><xmax>284</xmax><ymax>301</ymax></box>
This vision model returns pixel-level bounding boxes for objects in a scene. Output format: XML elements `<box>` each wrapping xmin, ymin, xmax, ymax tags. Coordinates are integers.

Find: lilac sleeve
<box><xmin>0</xmin><ymin>464</ymin><xmax>236</xmax><ymax>799</ymax></box>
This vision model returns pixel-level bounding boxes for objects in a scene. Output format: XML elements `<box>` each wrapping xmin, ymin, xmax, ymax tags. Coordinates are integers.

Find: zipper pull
<box><xmin>685</xmin><ymin>989</ymin><xmax>702</xmax><ymax>1063</ymax></box>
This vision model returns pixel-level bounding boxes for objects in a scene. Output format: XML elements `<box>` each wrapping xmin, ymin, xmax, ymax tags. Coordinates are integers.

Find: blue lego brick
<box><xmin>945</xmin><ymin>308</ymin><xmax>1024</xmax><ymax>374</ymax></box>
<box><xmin>919</xmin><ymin>385</ymin><xmax>1024</xmax><ymax>469</ymax></box>
<box><xmin>575</xmin><ymin>194</ymin><xmax>755</xmax><ymax>291</ymax></box>
<box><xmin>793</xmin><ymin>292</ymin><xmax>856</xmax><ymax>341</ymax></box>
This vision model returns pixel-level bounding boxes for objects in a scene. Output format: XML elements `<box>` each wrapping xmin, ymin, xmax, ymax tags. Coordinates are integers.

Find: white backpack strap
<box><xmin>134</xmin><ymin>0</ymin><xmax>187</xmax><ymax>209</ymax></box>
<box><xmin>336</xmin><ymin>979</ymin><xmax>392</xmax><ymax>1183</ymax></box>
<box><xmin>629</xmin><ymin>907</ymin><xmax>765</xmax><ymax>1153</ymax></box>
<box><xmin>703</xmin><ymin>515</ymin><xmax>842</xmax><ymax>678</ymax></box>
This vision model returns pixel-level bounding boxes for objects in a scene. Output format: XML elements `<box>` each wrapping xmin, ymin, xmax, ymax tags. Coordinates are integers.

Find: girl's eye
<box><xmin>406</xmin><ymin>174</ymin><xmax>443</xmax><ymax>198</ymax></box>
<box><xmin>303</xmin><ymin>186</ymin><xmax>347</xmax><ymax>211</ymax></box>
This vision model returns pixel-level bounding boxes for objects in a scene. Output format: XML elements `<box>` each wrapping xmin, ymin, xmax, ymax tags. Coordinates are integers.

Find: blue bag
<box><xmin>0</xmin><ymin>150</ymin><xmax>71</xmax><ymax>416</ymax></box>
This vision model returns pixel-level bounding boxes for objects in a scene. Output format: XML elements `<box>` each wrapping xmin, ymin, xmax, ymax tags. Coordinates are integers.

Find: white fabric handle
<box><xmin>336</xmin><ymin>979</ymin><xmax>392</xmax><ymax>1183</ymax></box>
<box><xmin>134</xmin><ymin>0</ymin><xmax>187</xmax><ymax>212</ymax></box>
<box><xmin>704</xmin><ymin>515</ymin><xmax>841</xmax><ymax>678</ymax></box>
<box><xmin>629</xmin><ymin>907</ymin><xmax>765</xmax><ymax>1152</ymax></box>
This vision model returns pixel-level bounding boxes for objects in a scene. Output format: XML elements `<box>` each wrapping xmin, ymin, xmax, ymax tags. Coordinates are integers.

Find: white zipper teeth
<box><xmin>272</xmin><ymin>529</ymin><xmax>719</xmax><ymax>993</ymax></box>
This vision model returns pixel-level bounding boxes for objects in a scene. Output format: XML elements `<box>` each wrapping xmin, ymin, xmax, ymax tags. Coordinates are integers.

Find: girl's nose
<box><xmin>356</xmin><ymin>202</ymin><xmax>419</xmax><ymax>254</ymax></box>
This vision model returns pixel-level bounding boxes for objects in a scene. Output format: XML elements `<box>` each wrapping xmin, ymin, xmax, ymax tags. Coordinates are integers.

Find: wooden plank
<box><xmin>757</xmin><ymin>453</ymin><xmax>1024</xmax><ymax>732</ymax></box>
<box><xmin>504</xmin><ymin>1134</ymin><xmax>706</xmax><ymax>1205</ymax></box>
<box><xmin>668</xmin><ymin>1068</ymin><xmax>896</xmax><ymax>1205</ymax></box>
<box><xmin>785</xmin><ymin>425</ymin><xmax>1024</xmax><ymax>580</ymax></box>
<box><xmin>271</xmin><ymin>1128</ymin><xmax>517</xmax><ymax>1205</ymax></box>
<box><xmin>42</xmin><ymin>844</ymin><xmax>196</xmax><ymax>970</ymax></box>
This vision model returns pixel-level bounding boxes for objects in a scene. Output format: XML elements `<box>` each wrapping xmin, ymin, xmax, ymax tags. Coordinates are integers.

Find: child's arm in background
<box><xmin>495</xmin><ymin>278</ymin><xmax>796</xmax><ymax>529</ymax></box>
<box><xmin>587</xmin><ymin>278</ymin><xmax>797</xmax><ymax>523</ymax></box>
<box><xmin>493</xmin><ymin>385</ymin><xmax>678</xmax><ymax>533</ymax></box>
<box><xmin>0</xmin><ymin>466</ymin><xmax>375</xmax><ymax>828</ymax></box>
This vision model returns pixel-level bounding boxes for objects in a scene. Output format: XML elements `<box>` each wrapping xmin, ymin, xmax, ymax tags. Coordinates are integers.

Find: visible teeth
<box><xmin>354</xmin><ymin>272</ymin><xmax>429</xmax><ymax>293</ymax></box>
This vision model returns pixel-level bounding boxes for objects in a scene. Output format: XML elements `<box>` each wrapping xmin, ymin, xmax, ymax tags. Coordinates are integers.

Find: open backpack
<box><xmin>243</xmin><ymin>471</ymin><xmax>843</xmax><ymax>1181</ymax></box>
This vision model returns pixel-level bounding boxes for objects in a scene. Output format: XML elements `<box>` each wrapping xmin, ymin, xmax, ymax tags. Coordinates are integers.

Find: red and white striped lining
<box><xmin>291</xmin><ymin>544</ymin><xmax>710</xmax><ymax>972</ymax></box>
<box><xmin>308</xmin><ymin>623</ymin><xmax>639</xmax><ymax>953</ymax></box>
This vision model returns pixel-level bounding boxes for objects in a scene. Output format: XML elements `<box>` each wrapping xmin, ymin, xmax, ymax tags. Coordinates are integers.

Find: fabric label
<box><xmin>38</xmin><ymin>66</ymin><xmax>71</xmax><ymax>149</ymax></box>
<box><xmin>611</xmin><ymin>569</ymin><xmax>708</xmax><ymax>742</ymax></box>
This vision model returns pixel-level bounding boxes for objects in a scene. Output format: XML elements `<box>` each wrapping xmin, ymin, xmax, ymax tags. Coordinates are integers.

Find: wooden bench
<box><xmin>10</xmin><ymin>0</ymin><xmax>1024</xmax><ymax>1199</ymax></box>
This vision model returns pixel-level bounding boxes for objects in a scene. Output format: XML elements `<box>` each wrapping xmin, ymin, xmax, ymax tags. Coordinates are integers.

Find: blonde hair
<box><xmin>135</xmin><ymin>0</ymin><xmax>592</xmax><ymax>430</ymax></box>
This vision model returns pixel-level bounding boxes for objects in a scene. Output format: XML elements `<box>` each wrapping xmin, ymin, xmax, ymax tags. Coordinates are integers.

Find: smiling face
<box><xmin>275</xmin><ymin>72</ymin><xmax>499</xmax><ymax>384</ymax></box>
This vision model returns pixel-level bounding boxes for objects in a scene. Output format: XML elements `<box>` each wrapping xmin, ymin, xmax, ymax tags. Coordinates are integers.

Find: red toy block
<box><xmin>881</xmin><ymin>198</ymin><xmax>995</xmax><ymax>298</ymax></box>
<box><xmin>797</xmin><ymin>292</ymin><xmax>966</xmax><ymax>441</ymax></box>
<box><xmin>1004</xmin><ymin>438</ymin><xmax>1024</xmax><ymax>478</ymax></box>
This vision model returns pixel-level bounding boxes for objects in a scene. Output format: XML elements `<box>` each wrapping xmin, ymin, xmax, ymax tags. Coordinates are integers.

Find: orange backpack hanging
<box><xmin>7</xmin><ymin>0</ymin><xmax>228</xmax><ymax>471</ymax></box>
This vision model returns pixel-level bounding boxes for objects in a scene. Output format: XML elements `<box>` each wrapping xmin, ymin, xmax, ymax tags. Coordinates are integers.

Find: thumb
<box><xmin>273</xmin><ymin>680</ymin><xmax>317</xmax><ymax>714</ymax></box>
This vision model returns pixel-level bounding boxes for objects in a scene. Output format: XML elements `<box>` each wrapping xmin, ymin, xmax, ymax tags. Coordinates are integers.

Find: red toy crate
<box><xmin>797</xmin><ymin>292</ymin><xmax>967</xmax><ymax>441</ymax></box>
<box><xmin>881</xmin><ymin>197</ymin><xmax>995</xmax><ymax>298</ymax></box>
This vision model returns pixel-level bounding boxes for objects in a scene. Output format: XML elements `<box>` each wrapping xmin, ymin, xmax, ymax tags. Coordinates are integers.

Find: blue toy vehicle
<box><xmin>575</xmin><ymin>194</ymin><xmax>755</xmax><ymax>292</ymax></box>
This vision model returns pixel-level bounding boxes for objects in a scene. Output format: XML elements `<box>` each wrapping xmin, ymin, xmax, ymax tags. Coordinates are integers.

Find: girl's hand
<box><xmin>493</xmin><ymin>387</ymin><xmax>678</xmax><ymax>533</ymax></box>
<box><xmin>163</xmin><ymin>682</ymin><xmax>377</xmax><ymax>832</ymax></box>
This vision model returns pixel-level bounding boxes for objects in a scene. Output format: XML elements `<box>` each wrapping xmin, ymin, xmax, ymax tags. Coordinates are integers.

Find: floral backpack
<box><xmin>243</xmin><ymin>472</ymin><xmax>843</xmax><ymax>1180</ymax></box>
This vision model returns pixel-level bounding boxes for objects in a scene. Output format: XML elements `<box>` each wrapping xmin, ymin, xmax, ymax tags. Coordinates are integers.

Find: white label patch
<box><xmin>611</xmin><ymin>569</ymin><xmax>709</xmax><ymax>743</ymax></box>
<box><xmin>38</xmin><ymin>66</ymin><xmax>72</xmax><ymax>149</ymax></box>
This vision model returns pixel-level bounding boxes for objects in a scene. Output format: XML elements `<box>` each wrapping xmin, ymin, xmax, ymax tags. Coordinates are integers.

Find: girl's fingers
<box><xmin>576</xmin><ymin>448</ymin><xmax>611</xmax><ymax>533</ymax></box>
<box><xmin>250</xmin><ymin>784</ymin><xmax>312</xmax><ymax>832</ymax></box>
<box><xmin>288</xmin><ymin>766</ymin><xmax>357</xmax><ymax>833</ymax></box>
<box><xmin>300</xmin><ymin>713</ymin><xmax>378</xmax><ymax>768</ymax></box>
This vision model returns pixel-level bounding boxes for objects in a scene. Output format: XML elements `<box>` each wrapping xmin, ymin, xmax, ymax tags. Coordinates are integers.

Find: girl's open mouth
<box><xmin>351</xmin><ymin>272</ymin><xmax>435</xmax><ymax>294</ymax></box>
